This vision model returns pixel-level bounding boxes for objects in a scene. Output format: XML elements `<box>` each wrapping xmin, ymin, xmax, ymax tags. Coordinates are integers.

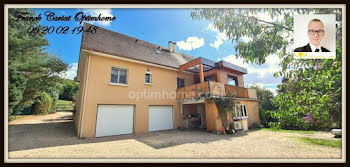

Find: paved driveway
<box><xmin>8</xmin><ymin>112</ymin><xmax>341</xmax><ymax>159</ymax></box>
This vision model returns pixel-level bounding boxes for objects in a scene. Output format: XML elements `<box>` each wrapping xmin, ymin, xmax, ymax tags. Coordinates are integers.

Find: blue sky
<box><xmin>34</xmin><ymin>8</ymin><xmax>281</xmax><ymax>94</ymax></box>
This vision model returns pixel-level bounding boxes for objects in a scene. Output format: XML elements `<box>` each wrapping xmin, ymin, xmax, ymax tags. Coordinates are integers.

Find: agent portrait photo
<box><xmin>293</xmin><ymin>15</ymin><xmax>335</xmax><ymax>53</ymax></box>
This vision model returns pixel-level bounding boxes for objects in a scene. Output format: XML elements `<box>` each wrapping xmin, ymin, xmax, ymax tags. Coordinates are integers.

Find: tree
<box><xmin>249</xmin><ymin>85</ymin><xmax>276</xmax><ymax>111</ymax></box>
<box><xmin>277</xmin><ymin>77</ymin><xmax>289</xmax><ymax>93</ymax></box>
<box><xmin>191</xmin><ymin>8</ymin><xmax>342</xmax><ymax>130</ymax></box>
<box><xmin>249</xmin><ymin>85</ymin><xmax>277</xmax><ymax>127</ymax></box>
<box><xmin>59</xmin><ymin>79</ymin><xmax>79</xmax><ymax>101</ymax></box>
<box><xmin>8</xmin><ymin>8</ymin><xmax>68</xmax><ymax>115</ymax></box>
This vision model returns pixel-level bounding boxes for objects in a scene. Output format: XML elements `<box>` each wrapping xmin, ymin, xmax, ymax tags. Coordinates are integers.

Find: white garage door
<box><xmin>95</xmin><ymin>105</ymin><xmax>134</xmax><ymax>137</ymax></box>
<box><xmin>149</xmin><ymin>106</ymin><xmax>173</xmax><ymax>131</ymax></box>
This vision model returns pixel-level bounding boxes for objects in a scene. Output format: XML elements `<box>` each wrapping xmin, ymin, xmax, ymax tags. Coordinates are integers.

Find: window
<box><xmin>228</xmin><ymin>75</ymin><xmax>238</xmax><ymax>86</ymax></box>
<box><xmin>233</xmin><ymin>105</ymin><xmax>240</xmax><ymax>118</ymax></box>
<box><xmin>242</xmin><ymin>105</ymin><xmax>248</xmax><ymax>118</ymax></box>
<box><xmin>145</xmin><ymin>72</ymin><xmax>152</xmax><ymax>84</ymax></box>
<box><xmin>233</xmin><ymin>104</ymin><xmax>248</xmax><ymax>118</ymax></box>
<box><xmin>177</xmin><ymin>78</ymin><xmax>185</xmax><ymax>88</ymax></box>
<box><xmin>111</xmin><ymin>67</ymin><xmax>128</xmax><ymax>85</ymax></box>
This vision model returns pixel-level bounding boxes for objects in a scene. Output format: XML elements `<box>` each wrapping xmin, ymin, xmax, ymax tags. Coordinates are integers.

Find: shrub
<box><xmin>33</xmin><ymin>92</ymin><xmax>53</xmax><ymax>115</ymax></box>
<box><xmin>259</xmin><ymin>111</ymin><xmax>267</xmax><ymax>126</ymax></box>
<box><xmin>268</xmin><ymin>122</ymin><xmax>281</xmax><ymax>131</ymax></box>
<box><xmin>59</xmin><ymin>79</ymin><xmax>79</xmax><ymax>101</ymax></box>
<box><xmin>253</xmin><ymin>122</ymin><xmax>263</xmax><ymax>129</ymax></box>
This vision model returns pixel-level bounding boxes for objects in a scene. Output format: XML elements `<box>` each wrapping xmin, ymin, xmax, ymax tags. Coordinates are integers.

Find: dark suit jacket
<box><xmin>294</xmin><ymin>43</ymin><xmax>330</xmax><ymax>52</ymax></box>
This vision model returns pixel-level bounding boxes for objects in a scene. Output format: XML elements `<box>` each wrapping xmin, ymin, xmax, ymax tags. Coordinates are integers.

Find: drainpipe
<box><xmin>79</xmin><ymin>50</ymin><xmax>91</xmax><ymax>138</ymax></box>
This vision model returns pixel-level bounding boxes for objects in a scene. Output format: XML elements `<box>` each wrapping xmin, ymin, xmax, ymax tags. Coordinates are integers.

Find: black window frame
<box><xmin>145</xmin><ymin>72</ymin><xmax>152</xmax><ymax>84</ymax></box>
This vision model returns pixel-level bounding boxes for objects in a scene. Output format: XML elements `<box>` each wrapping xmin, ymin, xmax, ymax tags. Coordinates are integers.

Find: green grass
<box><xmin>57</xmin><ymin>100</ymin><xmax>74</xmax><ymax>104</ymax></box>
<box><xmin>56</xmin><ymin>100</ymin><xmax>75</xmax><ymax>111</ymax></box>
<box><xmin>261</xmin><ymin>128</ymin><xmax>316</xmax><ymax>134</ymax></box>
<box><xmin>298</xmin><ymin>137</ymin><xmax>342</xmax><ymax>148</ymax></box>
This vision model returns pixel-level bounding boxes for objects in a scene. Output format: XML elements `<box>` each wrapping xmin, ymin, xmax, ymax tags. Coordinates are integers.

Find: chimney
<box><xmin>168</xmin><ymin>41</ymin><xmax>174</xmax><ymax>53</ymax></box>
<box><xmin>172</xmin><ymin>42</ymin><xmax>177</xmax><ymax>53</ymax></box>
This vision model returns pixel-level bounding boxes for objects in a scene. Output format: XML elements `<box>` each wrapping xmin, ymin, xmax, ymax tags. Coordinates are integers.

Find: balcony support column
<box><xmin>199</xmin><ymin>63</ymin><xmax>204</xmax><ymax>83</ymax></box>
<box><xmin>216</xmin><ymin>69</ymin><xmax>220</xmax><ymax>82</ymax></box>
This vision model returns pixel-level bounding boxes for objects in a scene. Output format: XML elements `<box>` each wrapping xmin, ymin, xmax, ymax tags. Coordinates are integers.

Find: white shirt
<box><xmin>309</xmin><ymin>43</ymin><xmax>322</xmax><ymax>52</ymax></box>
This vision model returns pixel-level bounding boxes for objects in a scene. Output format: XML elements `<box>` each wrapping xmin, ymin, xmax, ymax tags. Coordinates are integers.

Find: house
<box><xmin>74</xmin><ymin>23</ymin><xmax>260</xmax><ymax>138</ymax></box>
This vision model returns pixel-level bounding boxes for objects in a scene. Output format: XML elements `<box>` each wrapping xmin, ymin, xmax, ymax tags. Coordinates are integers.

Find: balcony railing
<box><xmin>176</xmin><ymin>81</ymin><xmax>257</xmax><ymax>100</ymax></box>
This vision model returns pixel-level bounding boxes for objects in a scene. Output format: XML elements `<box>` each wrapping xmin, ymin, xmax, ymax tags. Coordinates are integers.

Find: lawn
<box><xmin>260</xmin><ymin>128</ymin><xmax>316</xmax><ymax>134</ymax></box>
<box><xmin>298</xmin><ymin>137</ymin><xmax>342</xmax><ymax>148</ymax></box>
<box><xmin>259</xmin><ymin>128</ymin><xmax>341</xmax><ymax>148</ymax></box>
<box><xmin>56</xmin><ymin>100</ymin><xmax>75</xmax><ymax>111</ymax></box>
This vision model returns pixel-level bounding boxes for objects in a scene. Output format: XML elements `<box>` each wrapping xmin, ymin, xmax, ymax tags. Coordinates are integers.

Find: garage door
<box><xmin>95</xmin><ymin>105</ymin><xmax>134</xmax><ymax>137</ymax></box>
<box><xmin>149</xmin><ymin>106</ymin><xmax>173</xmax><ymax>131</ymax></box>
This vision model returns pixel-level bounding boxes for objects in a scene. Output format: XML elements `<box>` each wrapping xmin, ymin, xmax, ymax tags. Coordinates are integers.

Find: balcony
<box><xmin>176</xmin><ymin>81</ymin><xmax>257</xmax><ymax>101</ymax></box>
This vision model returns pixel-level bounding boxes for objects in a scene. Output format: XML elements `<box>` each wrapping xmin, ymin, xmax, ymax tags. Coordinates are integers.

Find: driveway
<box><xmin>8</xmin><ymin>112</ymin><xmax>341</xmax><ymax>159</ymax></box>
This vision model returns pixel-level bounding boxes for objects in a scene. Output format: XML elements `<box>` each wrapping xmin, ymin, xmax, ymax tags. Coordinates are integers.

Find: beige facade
<box><xmin>75</xmin><ymin>50</ymin><xmax>194</xmax><ymax>138</ymax></box>
<box><xmin>75</xmin><ymin>24</ymin><xmax>260</xmax><ymax>138</ymax></box>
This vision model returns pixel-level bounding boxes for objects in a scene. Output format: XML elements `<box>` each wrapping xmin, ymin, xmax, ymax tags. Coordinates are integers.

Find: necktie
<box><xmin>315</xmin><ymin>49</ymin><xmax>320</xmax><ymax>52</ymax></box>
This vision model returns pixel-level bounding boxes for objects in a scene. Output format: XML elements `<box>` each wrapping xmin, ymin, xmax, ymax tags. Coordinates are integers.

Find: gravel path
<box><xmin>8</xmin><ymin>112</ymin><xmax>342</xmax><ymax>159</ymax></box>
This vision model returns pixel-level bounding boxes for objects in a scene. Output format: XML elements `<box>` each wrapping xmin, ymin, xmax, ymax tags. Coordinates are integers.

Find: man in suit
<box><xmin>294</xmin><ymin>19</ymin><xmax>330</xmax><ymax>52</ymax></box>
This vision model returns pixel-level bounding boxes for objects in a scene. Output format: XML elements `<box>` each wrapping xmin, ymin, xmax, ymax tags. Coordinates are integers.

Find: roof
<box><xmin>185</xmin><ymin>57</ymin><xmax>247</xmax><ymax>74</ymax></box>
<box><xmin>220</xmin><ymin>61</ymin><xmax>247</xmax><ymax>74</ymax></box>
<box><xmin>81</xmin><ymin>23</ymin><xmax>194</xmax><ymax>69</ymax></box>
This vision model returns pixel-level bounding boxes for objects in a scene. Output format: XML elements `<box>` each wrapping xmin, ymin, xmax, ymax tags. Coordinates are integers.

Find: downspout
<box><xmin>79</xmin><ymin>50</ymin><xmax>92</xmax><ymax>138</ymax></box>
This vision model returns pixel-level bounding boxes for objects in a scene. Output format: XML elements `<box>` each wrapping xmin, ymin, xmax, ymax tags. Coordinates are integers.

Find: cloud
<box><xmin>222</xmin><ymin>54</ymin><xmax>280</xmax><ymax>78</ymax></box>
<box><xmin>246</xmin><ymin>83</ymin><xmax>279</xmax><ymax>96</ymax></box>
<box><xmin>82</xmin><ymin>9</ymin><xmax>114</xmax><ymax>26</ymax></box>
<box><xmin>221</xmin><ymin>54</ymin><xmax>282</xmax><ymax>95</ymax></box>
<box><xmin>209</xmin><ymin>39</ymin><xmax>223</xmax><ymax>50</ymax></box>
<box><xmin>60</xmin><ymin>63</ymin><xmax>78</xmax><ymax>80</ymax></box>
<box><xmin>221</xmin><ymin>54</ymin><xmax>249</xmax><ymax>68</ymax></box>
<box><xmin>207</xmin><ymin>24</ymin><xmax>228</xmax><ymax>50</ymax></box>
<box><xmin>177</xmin><ymin>37</ymin><xmax>205</xmax><ymax>51</ymax></box>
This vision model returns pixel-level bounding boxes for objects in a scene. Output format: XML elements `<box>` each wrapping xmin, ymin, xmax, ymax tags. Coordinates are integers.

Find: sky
<box><xmin>34</xmin><ymin>8</ymin><xmax>282</xmax><ymax>95</ymax></box>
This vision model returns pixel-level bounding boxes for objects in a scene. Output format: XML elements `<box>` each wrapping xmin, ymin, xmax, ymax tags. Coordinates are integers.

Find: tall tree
<box><xmin>191</xmin><ymin>8</ymin><xmax>342</xmax><ymax>130</ymax></box>
<box><xmin>249</xmin><ymin>85</ymin><xmax>276</xmax><ymax>112</ymax></box>
<box><xmin>249</xmin><ymin>85</ymin><xmax>277</xmax><ymax>127</ymax></box>
<box><xmin>59</xmin><ymin>79</ymin><xmax>79</xmax><ymax>101</ymax></box>
<box><xmin>8</xmin><ymin>8</ymin><xmax>68</xmax><ymax>114</ymax></box>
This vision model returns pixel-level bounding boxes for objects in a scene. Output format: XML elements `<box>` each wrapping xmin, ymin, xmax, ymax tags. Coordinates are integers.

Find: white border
<box><xmin>3</xmin><ymin>4</ymin><xmax>348</xmax><ymax>8</ymax></box>
<box><xmin>4</xmin><ymin>4</ymin><xmax>346</xmax><ymax>163</ymax></box>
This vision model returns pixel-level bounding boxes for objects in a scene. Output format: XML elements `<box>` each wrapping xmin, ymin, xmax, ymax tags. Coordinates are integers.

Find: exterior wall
<box><xmin>74</xmin><ymin>51</ymin><xmax>88</xmax><ymax>136</ymax></box>
<box><xmin>219</xmin><ymin>69</ymin><xmax>244</xmax><ymax>87</ymax></box>
<box><xmin>205</xmin><ymin>100</ymin><xmax>222</xmax><ymax>132</ymax></box>
<box><xmin>78</xmin><ymin>53</ymin><xmax>194</xmax><ymax>138</ymax></box>
<box><xmin>237</xmin><ymin>99</ymin><xmax>260</xmax><ymax>127</ymax></box>
<box><xmin>247</xmin><ymin>88</ymin><xmax>257</xmax><ymax>99</ymax></box>
<box><xmin>204</xmin><ymin>99</ymin><xmax>260</xmax><ymax>133</ymax></box>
